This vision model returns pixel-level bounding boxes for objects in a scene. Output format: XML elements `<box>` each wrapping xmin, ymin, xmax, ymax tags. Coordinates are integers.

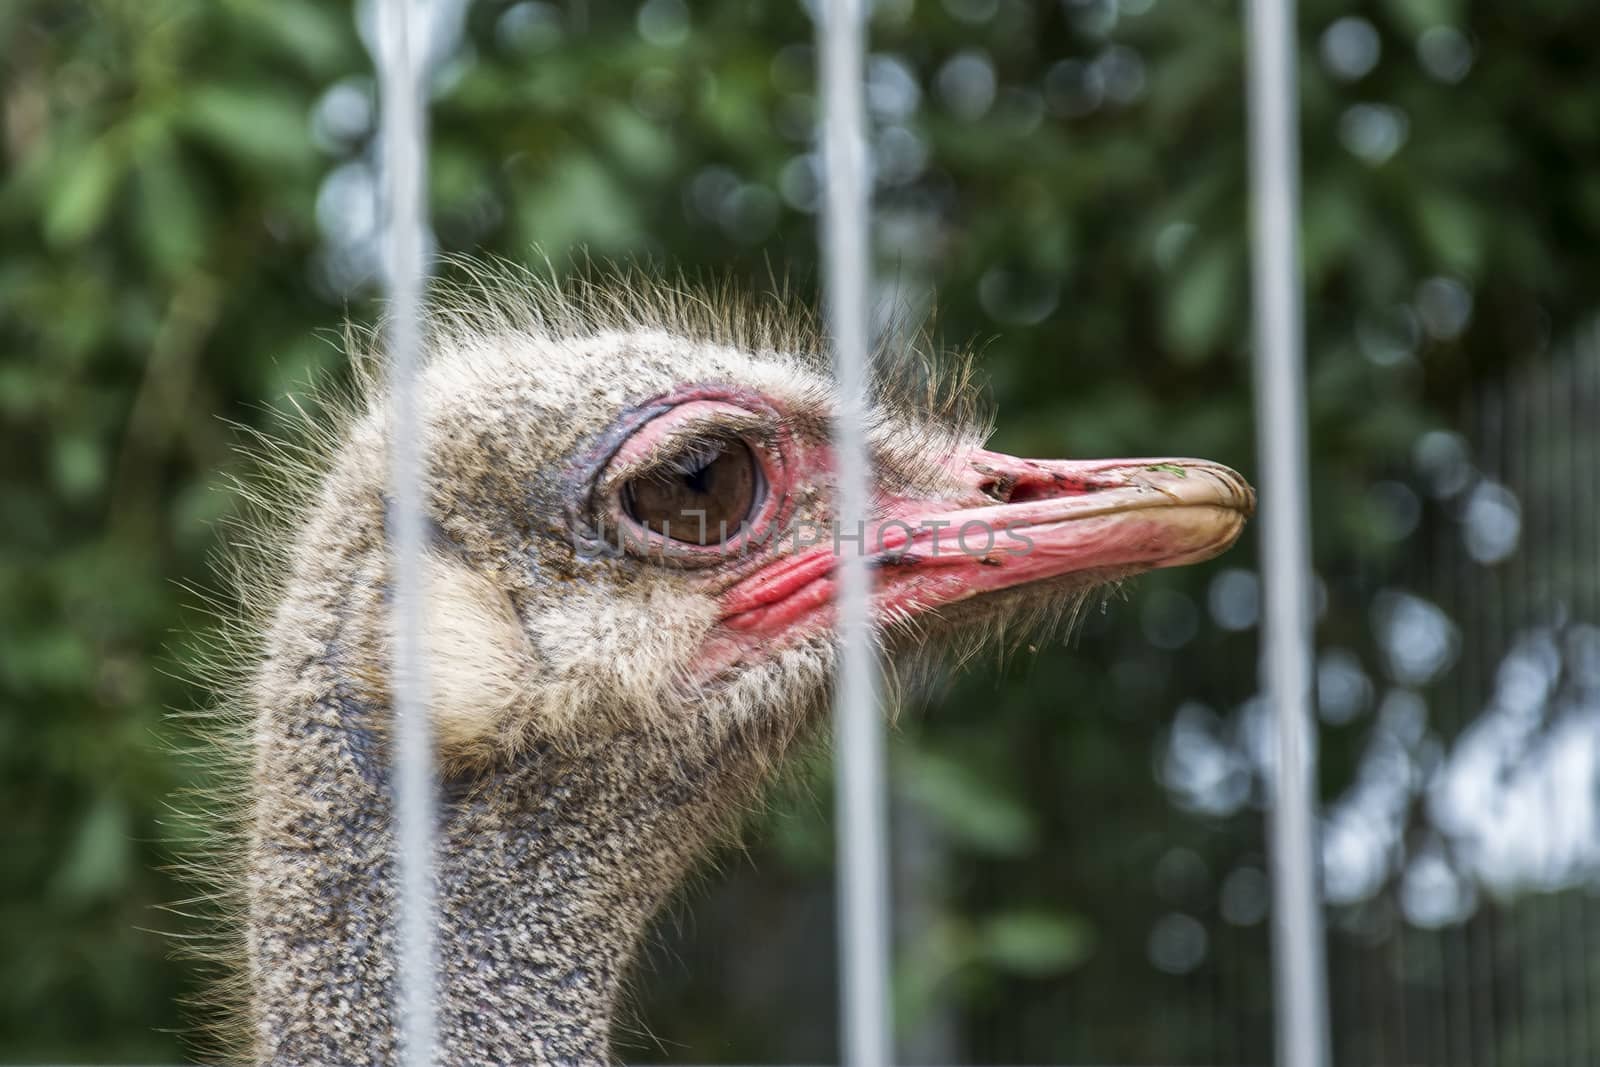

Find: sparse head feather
<box><xmin>316</xmin><ymin>262</ymin><xmax>995</xmax><ymax>756</ymax></box>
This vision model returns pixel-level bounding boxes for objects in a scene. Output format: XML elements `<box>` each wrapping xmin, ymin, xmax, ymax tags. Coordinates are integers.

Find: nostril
<box><xmin>980</xmin><ymin>471</ymin><xmax>1100</xmax><ymax>504</ymax></box>
<box><xmin>1004</xmin><ymin>479</ymin><xmax>1060</xmax><ymax>504</ymax></box>
<box><xmin>978</xmin><ymin>475</ymin><xmax>1066</xmax><ymax>504</ymax></box>
<box><xmin>973</xmin><ymin>463</ymin><xmax>1099</xmax><ymax>505</ymax></box>
<box><xmin>977</xmin><ymin>477</ymin><xmax>1013</xmax><ymax>503</ymax></box>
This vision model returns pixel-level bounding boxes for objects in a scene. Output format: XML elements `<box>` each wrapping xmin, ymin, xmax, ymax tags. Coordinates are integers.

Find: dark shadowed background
<box><xmin>4</xmin><ymin>0</ymin><xmax>1599</xmax><ymax>1063</ymax></box>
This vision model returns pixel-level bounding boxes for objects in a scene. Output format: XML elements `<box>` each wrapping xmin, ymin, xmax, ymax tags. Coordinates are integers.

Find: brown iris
<box><xmin>621</xmin><ymin>438</ymin><xmax>759</xmax><ymax>545</ymax></box>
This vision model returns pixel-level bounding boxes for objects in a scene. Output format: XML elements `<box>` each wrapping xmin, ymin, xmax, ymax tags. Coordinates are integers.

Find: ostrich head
<box><xmin>232</xmin><ymin>273</ymin><xmax>1253</xmax><ymax>1066</ymax></box>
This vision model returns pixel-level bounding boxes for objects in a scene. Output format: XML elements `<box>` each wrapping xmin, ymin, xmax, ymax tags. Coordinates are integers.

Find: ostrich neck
<box><xmin>248</xmin><ymin>668</ymin><xmax>753</xmax><ymax>1066</ymax></box>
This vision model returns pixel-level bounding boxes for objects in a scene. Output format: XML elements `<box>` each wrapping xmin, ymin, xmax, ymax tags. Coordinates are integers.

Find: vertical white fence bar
<box><xmin>817</xmin><ymin>0</ymin><xmax>893</xmax><ymax>1065</ymax></box>
<box><xmin>377</xmin><ymin>1</ymin><xmax>437</xmax><ymax>1065</ymax></box>
<box><xmin>1242</xmin><ymin>2</ymin><xmax>1331</xmax><ymax>1067</ymax></box>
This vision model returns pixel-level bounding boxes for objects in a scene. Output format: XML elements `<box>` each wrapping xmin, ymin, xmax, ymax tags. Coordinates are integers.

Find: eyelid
<box><xmin>598</xmin><ymin>407</ymin><xmax>775</xmax><ymax>497</ymax></box>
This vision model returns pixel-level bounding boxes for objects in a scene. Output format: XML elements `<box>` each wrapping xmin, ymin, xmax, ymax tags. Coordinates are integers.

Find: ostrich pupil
<box><xmin>624</xmin><ymin>439</ymin><xmax>758</xmax><ymax>545</ymax></box>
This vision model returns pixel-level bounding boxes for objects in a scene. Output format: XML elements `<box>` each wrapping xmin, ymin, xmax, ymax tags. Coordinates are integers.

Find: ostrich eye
<box><xmin>622</xmin><ymin>438</ymin><xmax>759</xmax><ymax>545</ymax></box>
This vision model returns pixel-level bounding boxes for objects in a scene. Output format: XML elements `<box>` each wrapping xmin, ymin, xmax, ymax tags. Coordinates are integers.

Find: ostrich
<box><xmin>193</xmin><ymin>270</ymin><xmax>1254</xmax><ymax>1066</ymax></box>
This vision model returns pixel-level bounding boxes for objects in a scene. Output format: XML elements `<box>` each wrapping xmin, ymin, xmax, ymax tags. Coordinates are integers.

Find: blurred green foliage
<box><xmin>2</xmin><ymin>0</ymin><xmax>1598</xmax><ymax>1063</ymax></box>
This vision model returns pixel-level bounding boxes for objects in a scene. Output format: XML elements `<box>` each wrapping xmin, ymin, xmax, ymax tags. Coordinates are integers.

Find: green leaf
<box><xmin>229</xmin><ymin>0</ymin><xmax>354</xmax><ymax>76</ymax></box>
<box><xmin>515</xmin><ymin>152</ymin><xmax>643</xmax><ymax>254</ymax></box>
<box><xmin>1</xmin><ymin>628</ymin><xmax>94</xmax><ymax>692</ymax></box>
<box><xmin>53</xmin><ymin>794</ymin><xmax>133</xmax><ymax>901</ymax></box>
<box><xmin>182</xmin><ymin>85</ymin><xmax>315</xmax><ymax>174</ymax></box>
<box><xmin>594</xmin><ymin>102</ymin><xmax>679</xmax><ymax>180</ymax></box>
<box><xmin>133</xmin><ymin>139</ymin><xmax>211</xmax><ymax>275</ymax></box>
<box><xmin>1303</xmin><ymin>179</ymin><xmax>1366</xmax><ymax>283</ymax></box>
<box><xmin>51</xmin><ymin>432</ymin><xmax>106</xmax><ymax>501</ymax></box>
<box><xmin>1384</xmin><ymin>0</ymin><xmax>1464</xmax><ymax>34</ymax></box>
<box><xmin>1415</xmin><ymin>193</ymin><xmax>1485</xmax><ymax>275</ymax></box>
<box><xmin>900</xmin><ymin>749</ymin><xmax>1037</xmax><ymax>855</ymax></box>
<box><xmin>44</xmin><ymin>138</ymin><xmax>122</xmax><ymax>247</ymax></box>
<box><xmin>977</xmin><ymin>911</ymin><xmax>1095</xmax><ymax>976</ymax></box>
<box><xmin>1164</xmin><ymin>238</ymin><xmax>1237</xmax><ymax>362</ymax></box>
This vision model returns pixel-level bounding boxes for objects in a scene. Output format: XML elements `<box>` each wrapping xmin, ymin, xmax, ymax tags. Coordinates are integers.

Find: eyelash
<box><xmin>626</xmin><ymin>425</ymin><xmax>776</xmax><ymax>485</ymax></box>
<box><xmin>655</xmin><ymin>438</ymin><xmax>727</xmax><ymax>479</ymax></box>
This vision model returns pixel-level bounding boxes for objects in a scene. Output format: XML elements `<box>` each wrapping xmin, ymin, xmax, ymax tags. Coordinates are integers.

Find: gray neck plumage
<box><xmin>247</xmin><ymin>674</ymin><xmax>756</xmax><ymax>1066</ymax></box>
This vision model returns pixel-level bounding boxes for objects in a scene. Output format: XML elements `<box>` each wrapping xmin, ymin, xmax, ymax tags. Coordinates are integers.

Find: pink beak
<box><xmin>719</xmin><ymin>449</ymin><xmax>1255</xmax><ymax>639</ymax></box>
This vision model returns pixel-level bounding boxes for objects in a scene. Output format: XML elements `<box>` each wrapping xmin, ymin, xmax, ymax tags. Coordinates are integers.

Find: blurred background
<box><xmin>4</xmin><ymin>0</ymin><xmax>1599</xmax><ymax>1063</ymax></box>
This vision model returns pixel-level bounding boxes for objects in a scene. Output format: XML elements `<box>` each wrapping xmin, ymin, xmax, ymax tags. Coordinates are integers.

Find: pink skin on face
<box><xmin>594</xmin><ymin>389</ymin><xmax>1253</xmax><ymax>679</ymax></box>
<box><xmin>699</xmin><ymin>449</ymin><xmax>1254</xmax><ymax>677</ymax></box>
